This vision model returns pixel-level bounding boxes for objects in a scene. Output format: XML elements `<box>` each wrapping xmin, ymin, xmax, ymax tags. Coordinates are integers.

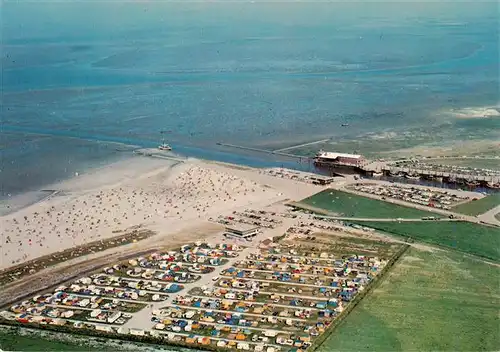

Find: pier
<box><xmin>216</xmin><ymin>142</ymin><xmax>310</xmax><ymax>160</ymax></box>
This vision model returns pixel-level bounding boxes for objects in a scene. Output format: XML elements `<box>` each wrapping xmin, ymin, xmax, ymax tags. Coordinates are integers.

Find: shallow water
<box><xmin>1</xmin><ymin>2</ymin><xmax>498</xmax><ymax>198</ymax></box>
<box><xmin>0</xmin><ymin>326</ymin><xmax>199</xmax><ymax>352</ymax></box>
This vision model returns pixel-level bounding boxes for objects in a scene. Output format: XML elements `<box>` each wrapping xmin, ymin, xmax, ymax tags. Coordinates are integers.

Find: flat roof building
<box><xmin>225</xmin><ymin>224</ymin><xmax>260</xmax><ymax>240</ymax></box>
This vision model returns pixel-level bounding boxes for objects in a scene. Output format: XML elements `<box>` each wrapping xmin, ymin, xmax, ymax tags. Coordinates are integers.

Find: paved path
<box><xmin>114</xmin><ymin>269</ymin><xmax>202</xmax><ymax>282</ymax></box>
<box><xmin>311</xmin><ymin>214</ymin><xmax>455</xmax><ymax>222</ymax></box>
<box><xmin>478</xmin><ymin>204</ymin><xmax>500</xmax><ymax>225</ymax></box>
<box><xmin>47</xmin><ymin>304</ymin><xmax>95</xmax><ymax>311</ymax></box>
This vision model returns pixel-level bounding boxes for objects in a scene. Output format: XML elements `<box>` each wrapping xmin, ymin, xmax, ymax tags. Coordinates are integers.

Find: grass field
<box><xmin>452</xmin><ymin>194</ymin><xmax>500</xmax><ymax>216</ymax></box>
<box><xmin>300</xmin><ymin>189</ymin><xmax>439</xmax><ymax>219</ymax></box>
<box><xmin>350</xmin><ymin>220</ymin><xmax>500</xmax><ymax>261</ymax></box>
<box><xmin>0</xmin><ymin>329</ymin><xmax>94</xmax><ymax>351</ymax></box>
<box><xmin>318</xmin><ymin>248</ymin><xmax>500</xmax><ymax>352</ymax></box>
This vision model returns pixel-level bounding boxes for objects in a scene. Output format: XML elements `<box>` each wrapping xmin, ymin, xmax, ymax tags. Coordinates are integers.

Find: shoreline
<box><xmin>0</xmin><ymin>154</ymin><xmax>173</xmax><ymax>216</ymax></box>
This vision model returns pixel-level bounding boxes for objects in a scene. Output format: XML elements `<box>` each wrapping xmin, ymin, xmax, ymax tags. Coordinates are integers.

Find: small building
<box><xmin>225</xmin><ymin>224</ymin><xmax>260</xmax><ymax>240</ymax></box>
<box><xmin>129</xmin><ymin>328</ymin><xmax>145</xmax><ymax>336</ymax></box>
<box><xmin>61</xmin><ymin>310</ymin><xmax>74</xmax><ymax>319</ymax></box>
<box><xmin>95</xmin><ymin>325</ymin><xmax>113</xmax><ymax>333</ymax></box>
<box><xmin>309</xmin><ymin>175</ymin><xmax>336</xmax><ymax>185</ymax></box>
<box><xmin>79</xmin><ymin>299</ymin><xmax>90</xmax><ymax>307</ymax></box>
<box><xmin>107</xmin><ymin>311</ymin><xmax>122</xmax><ymax>324</ymax></box>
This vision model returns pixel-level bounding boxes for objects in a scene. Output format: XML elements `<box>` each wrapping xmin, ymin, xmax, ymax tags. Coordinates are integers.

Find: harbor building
<box><xmin>314</xmin><ymin>151</ymin><xmax>365</xmax><ymax>167</ymax></box>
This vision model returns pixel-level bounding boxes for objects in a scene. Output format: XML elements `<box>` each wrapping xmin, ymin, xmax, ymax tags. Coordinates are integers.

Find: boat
<box><xmin>404</xmin><ymin>173</ymin><xmax>421</xmax><ymax>180</ymax></box>
<box><xmin>372</xmin><ymin>171</ymin><xmax>383</xmax><ymax>177</ymax></box>
<box><xmin>158</xmin><ymin>139</ymin><xmax>172</xmax><ymax>151</ymax></box>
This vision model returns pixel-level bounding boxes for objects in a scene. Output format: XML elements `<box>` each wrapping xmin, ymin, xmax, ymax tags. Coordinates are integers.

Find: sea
<box><xmin>1</xmin><ymin>2</ymin><xmax>499</xmax><ymax>198</ymax></box>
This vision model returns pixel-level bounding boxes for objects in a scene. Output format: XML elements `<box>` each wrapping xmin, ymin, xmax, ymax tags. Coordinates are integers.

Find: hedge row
<box><xmin>309</xmin><ymin>243</ymin><xmax>410</xmax><ymax>351</ymax></box>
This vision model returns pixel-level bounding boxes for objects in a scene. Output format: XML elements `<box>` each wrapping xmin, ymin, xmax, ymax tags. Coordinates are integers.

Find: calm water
<box><xmin>1</xmin><ymin>2</ymin><xmax>499</xmax><ymax>198</ymax></box>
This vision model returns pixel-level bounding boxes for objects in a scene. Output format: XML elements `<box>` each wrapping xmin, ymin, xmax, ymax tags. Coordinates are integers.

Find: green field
<box><xmin>452</xmin><ymin>194</ymin><xmax>500</xmax><ymax>216</ymax></box>
<box><xmin>350</xmin><ymin>220</ymin><xmax>500</xmax><ymax>261</ymax></box>
<box><xmin>318</xmin><ymin>248</ymin><xmax>500</xmax><ymax>351</ymax></box>
<box><xmin>300</xmin><ymin>189</ymin><xmax>440</xmax><ymax>218</ymax></box>
<box><xmin>0</xmin><ymin>329</ymin><xmax>96</xmax><ymax>351</ymax></box>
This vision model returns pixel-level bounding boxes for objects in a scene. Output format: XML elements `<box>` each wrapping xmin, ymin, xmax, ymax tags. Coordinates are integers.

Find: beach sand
<box><xmin>0</xmin><ymin>156</ymin><xmax>318</xmax><ymax>270</ymax></box>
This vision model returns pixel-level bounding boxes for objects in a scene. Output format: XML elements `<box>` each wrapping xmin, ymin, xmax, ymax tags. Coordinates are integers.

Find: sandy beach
<box><xmin>0</xmin><ymin>156</ymin><xmax>319</xmax><ymax>270</ymax></box>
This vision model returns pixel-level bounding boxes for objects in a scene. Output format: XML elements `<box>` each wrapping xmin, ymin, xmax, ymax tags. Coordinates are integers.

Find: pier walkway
<box><xmin>273</xmin><ymin>139</ymin><xmax>331</xmax><ymax>153</ymax></box>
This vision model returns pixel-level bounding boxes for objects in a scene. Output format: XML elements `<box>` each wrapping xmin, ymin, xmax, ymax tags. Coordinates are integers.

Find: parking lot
<box><xmin>346</xmin><ymin>183</ymin><xmax>471</xmax><ymax>210</ymax></box>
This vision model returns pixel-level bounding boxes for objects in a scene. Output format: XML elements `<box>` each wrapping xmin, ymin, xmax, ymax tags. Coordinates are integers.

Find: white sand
<box><xmin>1</xmin><ymin>157</ymin><xmax>319</xmax><ymax>270</ymax></box>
